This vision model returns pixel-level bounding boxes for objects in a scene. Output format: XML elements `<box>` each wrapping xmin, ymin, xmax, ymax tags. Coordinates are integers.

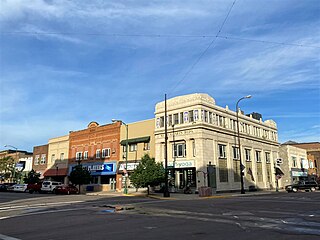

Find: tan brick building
<box><xmin>68</xmin><ymin>121</ymin><xmax>121</xmax><ymax>191</ymax></box>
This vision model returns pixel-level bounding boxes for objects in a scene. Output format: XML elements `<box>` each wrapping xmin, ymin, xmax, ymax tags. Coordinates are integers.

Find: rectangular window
<box><xmin>204</xmin><ymin>110</ymin><xmax>208</xmax><ymax>122</ymax></box>
<box><xmin>160</xmin><ymin>116</ymin><xmax>165</xmax><ymax>127</ymax></box>
<box><xmin>102</xmin><ymin>148</ymin><xmax>111</xmax><ymax>158</ymax></box>
<box><xmin>245</xmin><ymin>149</ymin><xmax>251</xmax><ymax>161</ymax></box>
<box><xmin>173</xmin><ymin>143</ymin><xmax>186</xmax><ymax>158</ymax></box>
<box><xmin>265</xmin><ymin>152</ymin><xmax>271</xmax><ymax>164</ymax></box>
<box><xmin>129</xmin><ymin>144</ymin><xmax>137</xmax><ymax>152</ymax></box>
<box><xmin>183</xmin><ymin>111</ymin><xmax>189</xmax><ymax>123</ymax></box>
<box><xmin>192</xmin><ymin>140</ymin><xmax>196</xmax><ymax>157</ymax></box>
<box><xmin>189</xmin><ymin>110</ymin><xmax>194</xmax><ymax>122</ymax></box>
<box><xmin>168</xmin><ymin>115</ymin><xmax>172</xmax><ymax>126</ymax></box>
<box><xmin>209</xmin><ymin>112</ymin><xmax>213</xmax><ymax>124</ymax></box>
<box><xmin>96</xmin><ymin>149</ymin><xmax>101</xmax><ymax>159</ymax></box>
<box><xmin>156</xmin><ymin>118</ymin><xmax>160</xmax><ymax>128</ymax></box>
<box><xmin>219</xmin><ymin>159</ymin><xmax>228</xmax><ymax>182</ymax></box>
<box><xmin>174</xmin><ymin>113</ymin><xmax>179</xmax><ymax>125</ymax></box>
<box><xmin>60</xmin><ymin>153</ymin><xmax>64</xmax><ymax>161</ymax></box>
<box><xmin>40</xmin><ymin>154</ymin><xmax>46</xmax><ymax>164</ymax></box>
<box><xmin>255</xmin><ymin>151</ymin><xmax>261</xmax><ymax>162</ymax></box>
<box><xmin>218</xmin><ymin>144</ymin><xmax>227</xmax><ymax>158</ymax></box>
<box><xmin>34</xmin><ymin>155</ymin><xmax>40</xmax><ymax>165</ymax></box>
<box><xmin>76</xmin><ymin>152</ymin><xmax>82</xmax><ymax>161</ymax></box>
<box><xmin>179</xmin><ymin>112</ymin><xmax>184</xmax><ymax>124</ymax></box>
<box><xmin>194</xmin><ymin>110</ymin><xmax>199</xmax><ymax>121</ymax></box>
<box><xmin>84</xmin><ymin>151</ymin><xmax>88</xmax><ymax>160</ymax></box>
<box><xmin>144</xmin><ymin>142</ymin><xmax>150</xmax><ymax>150</ymax></box>
<box><xmin>51</xmin><ymin>154</ymin><xmax>55</xmax><ymax>163</ymax></box>
<box><xmin>292</xmin><ymin>156</ymin><xmax>297</xmax><ymax>167</ymax></box>
<box><xmin>232</xmin><ymin>147</ymin><xmax>239</xmax><ymax>160</ymax></box>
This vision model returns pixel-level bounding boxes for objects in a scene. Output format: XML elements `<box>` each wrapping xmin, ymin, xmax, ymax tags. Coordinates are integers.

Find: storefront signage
<box><xmin>119</xmin><ymin>163</ymin><xmax>139</xmax><ymax>171</ymax></box>
<box><xmin>168</xmin><ymin>160</ymin><xmax>195</xmax><ymax>168</ymax></box>
<box><xmin>68</xmin><ymin>162</ymin><xmax>117</xmax><ymax>176</ymax></box>
<box><xmin>291</xmin><ymin>170</ymin><xmax>307</xmax><ymax>177</ymax></box>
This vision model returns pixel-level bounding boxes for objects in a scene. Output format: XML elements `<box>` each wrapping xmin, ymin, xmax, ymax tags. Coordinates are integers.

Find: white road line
<box><xmin>0</xmin><ymin>234</ymin><xmax>21</xmax><ymax>240</ymax></box>
<box><xmin>0</xmin><ymin>200</ymin><xmax>84</xmax><ymax>211</ymax></box>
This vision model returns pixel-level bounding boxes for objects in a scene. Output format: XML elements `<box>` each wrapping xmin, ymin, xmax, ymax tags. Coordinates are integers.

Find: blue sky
<box><xmin>0</xmin><ymin>0</ymin><xmax>319</xmax><ymax>152</ymax></box>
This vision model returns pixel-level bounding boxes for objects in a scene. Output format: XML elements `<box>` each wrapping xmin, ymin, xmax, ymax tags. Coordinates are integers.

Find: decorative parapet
<box><xmin>155</xmin><ymin>93</ymin><xmax>215</xmax><ymax>113</ymax></box>
<box><xmin>264</xmin><ymin>119</ymin><xmax>277</xmax><ymax>128</ymax></box>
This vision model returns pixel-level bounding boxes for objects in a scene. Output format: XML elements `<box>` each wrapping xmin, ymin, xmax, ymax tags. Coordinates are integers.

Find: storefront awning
<box><xmin>120</xmin><ymin>136</ymin><xmax>150</xmax><ymax>145</ymax></box>
<box><xmin>43</xmin><ymin>168</ymin><xmax>68</xmax><ymax>177</ymax></box>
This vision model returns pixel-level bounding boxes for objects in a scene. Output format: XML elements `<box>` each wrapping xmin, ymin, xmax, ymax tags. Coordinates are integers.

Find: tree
<box><xmin>23</xmin><ymin>169</ymin><xmax>41</xmax><ymax>184</ymax></box>
<box><xmin>69</xmin><ymin>165</ymin><xmax>92</xmax><ymax>194</ymax></box>
<box><xmin>130</xmin><ymin>154</ymin><xmax>165</xmax><ymax>195</ymax></box>
<box><xmin>0</xmin><ymin>156</ymin><xmax>16</xmax><ymax>182</ymax></box>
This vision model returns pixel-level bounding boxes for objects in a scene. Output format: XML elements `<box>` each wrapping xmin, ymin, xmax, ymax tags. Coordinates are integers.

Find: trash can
<box><xmin>198</xmin><ymin>187</ymin><xmax>212</xmax><ymax>197</ymax></box>
<box><xmin>86</xmin><ymin>185</ymin><xmax>94</xmax><ymax>192</ymax></box>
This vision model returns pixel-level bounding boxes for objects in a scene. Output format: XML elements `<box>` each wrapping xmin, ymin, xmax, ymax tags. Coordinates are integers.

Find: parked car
<box><xmin>55</xmin><ymin>184</ymin><xmax>79</xmax><ymax>195</ymax></box>
<box><xmin>12</xmin><ymin>184</ymin><xmax>28</xmax><ymax>192</ymax></box>
<box><xmin>27</xmin><ymin>182</ymin><xmax>43</xmax><ymax>194</ymax></box>
<box><xmin>41</xmin><ymin>181</ymin><xmax>63</xmax><ymax>193</ymax></box>
<box><xmin>285</xmin><ymin>180</ymin><xmax>319</xmax><ymax>193</ymax></box>
<box><xmin>0</xmin><ymin>183</ymin><xmax>16</xmax><ymax>192</ymax></box>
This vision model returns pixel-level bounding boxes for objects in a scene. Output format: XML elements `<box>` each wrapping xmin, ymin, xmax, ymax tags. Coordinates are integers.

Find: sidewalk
<box><xmin>86</xmin><ymin>189</ymin><xmax>281</xmax><ymax>200</ymax></box>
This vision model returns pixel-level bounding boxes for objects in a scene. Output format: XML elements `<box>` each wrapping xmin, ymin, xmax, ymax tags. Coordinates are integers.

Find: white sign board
<box><xmin>168</xmin><ymin>160</ymin><xmax>195</xmax><ymax>168</ymax></box>
<box><xmin>119</xmin><ymin>163</ymin><xmax>139</xmax><ymax>171</ymax></box>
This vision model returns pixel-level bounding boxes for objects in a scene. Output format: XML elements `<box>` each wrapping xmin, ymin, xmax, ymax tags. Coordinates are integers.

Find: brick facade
<box><xmin>32</xmin><ymin>144</ymin><xmax>49</xmax><ymax>178</ymax></box>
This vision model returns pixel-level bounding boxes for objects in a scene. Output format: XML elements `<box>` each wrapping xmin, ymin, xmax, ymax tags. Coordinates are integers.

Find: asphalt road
<box><xmin>0</xmin><ymin>191</ymin><xmax>319</xmax><ymax>240</ymax></box>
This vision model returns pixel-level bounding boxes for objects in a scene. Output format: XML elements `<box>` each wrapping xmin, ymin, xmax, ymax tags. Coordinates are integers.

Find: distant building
<box><xmin>279</xmin><ymin>144</ymin><xmax>309</xmax><ymax>186</ymax></box>
<box><xmin>287</xmin><ymin>142</ymin><xmax>320</xmax><ymax>180</ymax></box>
<box><xmin>155</xmin><ymin>93</ymin><xmax>280</xmax><ymax>193</ymax></box>
<box><xmin>43</xmin><ymin>135</ymin><xmax>69</xmax><ymax>184</ymax></box>
<box><xmin>32</xmin><ymin>144</ymin><xmax>49</xmax><ymax>179</ymax></box>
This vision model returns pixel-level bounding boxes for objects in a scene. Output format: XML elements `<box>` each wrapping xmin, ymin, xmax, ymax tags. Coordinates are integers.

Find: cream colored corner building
<box><xmin>154</xmin><ymin>93</ymin><xmax>280</xmax><ymax>193</ymax></box>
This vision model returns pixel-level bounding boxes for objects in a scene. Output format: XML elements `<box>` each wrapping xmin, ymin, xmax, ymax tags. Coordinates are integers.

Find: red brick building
<box><xmin>68</xmin><ymin>121</ymin><xmax>121</xmax><ymax>191</ymax></box>
<box><xmin>32</xmin><ymin>144</ymin><xmax>49</xmax><ymax>179</ymax></box>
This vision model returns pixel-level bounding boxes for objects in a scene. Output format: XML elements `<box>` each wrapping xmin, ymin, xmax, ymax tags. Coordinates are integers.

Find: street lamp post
<box><xmin>4</xmin><ymin>145</ymin><xmax>18</xmax><ymax>182</ymax></box>
<box><xmin>236</xmin><ymin>95</ymin><xmax>252</xmax><ymax>194</ymax></box>
<box><xmin>112</xmin><ymin>119</ymin><xmax>128</xmax><ymax>194</ymax></box>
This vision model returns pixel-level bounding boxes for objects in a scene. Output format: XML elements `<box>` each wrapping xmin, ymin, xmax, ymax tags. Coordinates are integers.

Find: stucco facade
<box><xmin>279</xmin><ymin>144</ymin><xmax>312</xmax><ymax>186</ymax></box>
<box><xmin>117</xmin><ymin>119</ymin><xmax>155</xmax><ymax>189</ymax></box>
<box><xmin>155</xmin><ymin>93</ymin><xmax>280</xmax><ymax>193</ymax></box>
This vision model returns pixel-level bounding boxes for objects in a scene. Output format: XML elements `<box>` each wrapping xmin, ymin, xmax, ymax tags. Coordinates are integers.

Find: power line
<box><xmin>1</xmin><ymin>32</ymin><xmax>319</xmax><ymax>49</ymax></box>
<box><xmin>168</xmin><ymin>0</ymin><xmax>237</xmax><ymax>95</ymax></box>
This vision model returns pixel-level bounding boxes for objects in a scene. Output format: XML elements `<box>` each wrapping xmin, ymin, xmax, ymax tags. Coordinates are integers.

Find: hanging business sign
<box><xmin>15</xmin><ymin>161</ymin><xmax>26</xmax><ymax>171</ymax></box>
<box><xmin>291</xmin><ymin>170</ymin><xmax>307</xmax><ymax>177</ymax></box>
<box><xmin>119</xmin><ymin>163</ymin><xmax>139</xmax><ymax>171</ymax></box>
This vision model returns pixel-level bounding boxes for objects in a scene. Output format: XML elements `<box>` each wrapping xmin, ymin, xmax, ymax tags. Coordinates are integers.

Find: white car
<box><xmin>12</xmin><ymin>184</ymin><xmax>28</xmax><ymax>192</ymax></box>
<box><xmin>41</xmin><ymin>181</ymin><xmax>63</xmax><ymax>193</ymax></box>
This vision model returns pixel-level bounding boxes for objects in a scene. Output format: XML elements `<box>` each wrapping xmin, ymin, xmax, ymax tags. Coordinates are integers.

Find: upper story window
<box><xmin>218</xmin><ymin>144</ymin><xmax>227</xmax><ymax>159</ymax></box>
<box><xmin>173</xmin><ymin>113</ymin><xmax>179</xmax><ymax>125</ymax></box>
<box><xmin>168</xmin><ymin>115</ymin><xmax>172</xmax><ymax>126</ymax></box>
<box><xmin>129</xmin><ymin>144</ymin><xmax>137</xmax><ymax>152</ymax></box>
<box><xmin>34</xmin><ymin>155</ymin><xmax>40</xmax><ymax>165</ymax></box>
<box><xmin>291</xmin><ymin>156</ymin><xmax>297</xmax><ymax>167</ymax></box>
<box><xmin>76</xmin><ymin>152</ymin><xmax>82</xmax><ymax>161</ymax></box>
<box><xmin>173</xmin><ymin>143</ymin><xmax>186</xmax><ymax>158</ymax></box>
<box><xmin>209</xmin><ymin>112</ymin><xmax>213</xmax><ymax>124</ymax></box>
<box><xmin>40</xmin><ymin>154</ymin><xmax>46</xmax><ymax>164</ymax></box>
<box><xmin>51</xmin><ymin>154</ymin><xmax>55</xmax><ymax>163</ymax></box>
<box><xmin>60</xmin><ymin>153</ymin><xmax>64</xmax><ymax>161</ymax></box>
<box><xmin>245</xmin><ymin>149</ymin><xmax>251</xmax><ymax>161</ymax></box>
<box><xmin>232</xmin><ymin>146</ymin><xmax>239</xmax><ymax>160</ymax></box>
<box><xmin>96</xmin><ymin>149</ymin><xmax>101</xmax><ymax>159</ymax></box>
<box><xmin>84</xmin><ymin>151</ymin><xmax>88</xmax><ymax>160</ymax></box>
<box><xmin>179</xmin><ymin>112</ymin><xmax>184</xmax><ymax>124</ymax></box>
<box><xmin>255</xmin><ymin>151</ymin><xmax>262</xmax><ymax>162</ymax></box>
<box><xmin>194</xmin><ymin>110</ymin><xmax>199</xmax><ymax>121</ymax></box>
<box><xmin>265</xmin><ymin>152</ymin><xmax>271</xmax><ymax>164</ymax></box>
<box><xmin>183</xmin><ymin>111</ymin><xmax>189</xmax><ymax>123</ymax></box>
<box><xmin>189</xmin><ymin>110</ymin><xmax>194</xmax><ymax>122</ymax></box>
<box><xmin>144</xmin><ymin>142</ymin><xmax>150</xmax><ymax>150</ymax></box>
<box><xmin>102</xmin><ymin>148</ymin><xmax>111</xmax><ymax>158</ymax></box>
<box><xmin>160</xmin><ymin>116</ymin><xmax>165</xmax><ymax>127</ymax></box>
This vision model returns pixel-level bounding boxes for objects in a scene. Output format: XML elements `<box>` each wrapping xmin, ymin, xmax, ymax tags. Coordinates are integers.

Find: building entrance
<box><xmin>168</xmin><ymin>167</ymin><xmax>196</xmax><ymax>191</ymax></box>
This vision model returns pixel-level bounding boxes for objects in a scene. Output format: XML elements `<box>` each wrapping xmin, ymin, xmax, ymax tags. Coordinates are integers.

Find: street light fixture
<box><xmin>4</xmin><ymin>144</ymin><xmax>18</xmax><ymax>182</ymax></box>
<box><xmin>112</xmin><ymin>119</ymin><xmax>128</xmax><ymax>194</ymax></box>
<box><xmin>236</xmin><ymin>95</ymin><xmax>252</xmax><ymax>194</ymax></box>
